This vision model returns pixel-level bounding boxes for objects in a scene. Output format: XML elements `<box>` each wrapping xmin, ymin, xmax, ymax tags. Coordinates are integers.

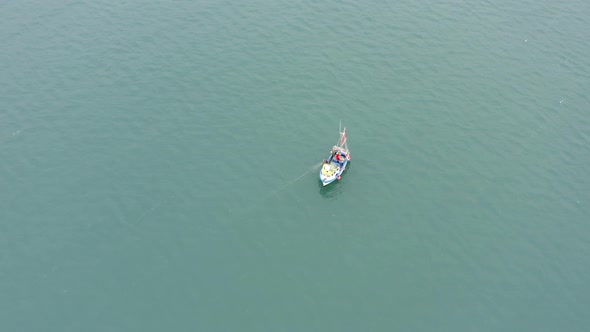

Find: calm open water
<box><xmin>1</xmin><ymin>0</ymin><xmax>589</xmax><ymax>331</ymax></box>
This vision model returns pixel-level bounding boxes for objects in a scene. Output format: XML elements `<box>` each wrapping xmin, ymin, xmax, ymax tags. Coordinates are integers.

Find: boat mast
<box><xmin>336</xmin><ymin>120</ymin><xmax>342</xmax><ymax>147</ymax></box>
<box><xmin>336</xmin><ymin>121</ymin><xmax>347</xmax><ymax>150</ymax></box>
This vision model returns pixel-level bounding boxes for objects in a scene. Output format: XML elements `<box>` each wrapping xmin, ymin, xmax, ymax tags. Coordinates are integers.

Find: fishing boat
<box><xmin>319</xmin><ymin>124</ymin><xmax>351</xmax><ymax>186</ymax></box>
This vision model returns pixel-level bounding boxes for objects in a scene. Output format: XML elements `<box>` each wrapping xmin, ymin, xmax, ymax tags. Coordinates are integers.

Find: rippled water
<box><xmin>1</xmin><ymin>0</ymin><xmax>589</xmax><ymax>331</ymax></box>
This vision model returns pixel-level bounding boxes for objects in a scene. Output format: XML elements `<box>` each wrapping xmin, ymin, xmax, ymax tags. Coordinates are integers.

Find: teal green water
<box><xmin>2</xmin><ymin>0</ymin><xmax>589</xmax><ymax>331</ymax></box>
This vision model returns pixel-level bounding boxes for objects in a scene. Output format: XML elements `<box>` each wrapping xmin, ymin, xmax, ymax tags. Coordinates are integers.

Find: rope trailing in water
<box><xmin>269</xmin><ymin>161</ymin><xmax>323</xmax><ymax>196</ymax></box>
<box><xmin>228</xmin><ymin>162</ymin><xmax>323</xmax><ymax>215</ymax></box>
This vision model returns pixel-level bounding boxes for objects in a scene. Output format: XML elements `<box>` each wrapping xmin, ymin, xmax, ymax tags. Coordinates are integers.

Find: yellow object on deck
<box><xmin>321</xmin><ymin>163</ymin><xmax>338</xmax><ymax>177</ymax></box>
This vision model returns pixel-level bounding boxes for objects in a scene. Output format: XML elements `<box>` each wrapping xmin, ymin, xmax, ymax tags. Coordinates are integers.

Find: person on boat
<box><xmin>334</xmin><ymin>152</ymin><xmax>343</xmax><ymax>163</ymax></box>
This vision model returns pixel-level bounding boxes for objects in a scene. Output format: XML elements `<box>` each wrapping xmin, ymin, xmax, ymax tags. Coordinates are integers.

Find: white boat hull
<box><xmin>319</xmin><ymin>158</ymin><xmax>348</xmax><ymax>186</ymax></box>
<box><xmin>319</xmin><ymin>125</ymin><xmax>350</xmax><ymax>186</ymax></box>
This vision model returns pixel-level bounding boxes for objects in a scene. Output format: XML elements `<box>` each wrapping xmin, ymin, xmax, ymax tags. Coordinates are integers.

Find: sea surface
<box><xmin>1</xmin><ymin>0</ymin><xmax>589</xmax><ymax>331</ymax></box>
